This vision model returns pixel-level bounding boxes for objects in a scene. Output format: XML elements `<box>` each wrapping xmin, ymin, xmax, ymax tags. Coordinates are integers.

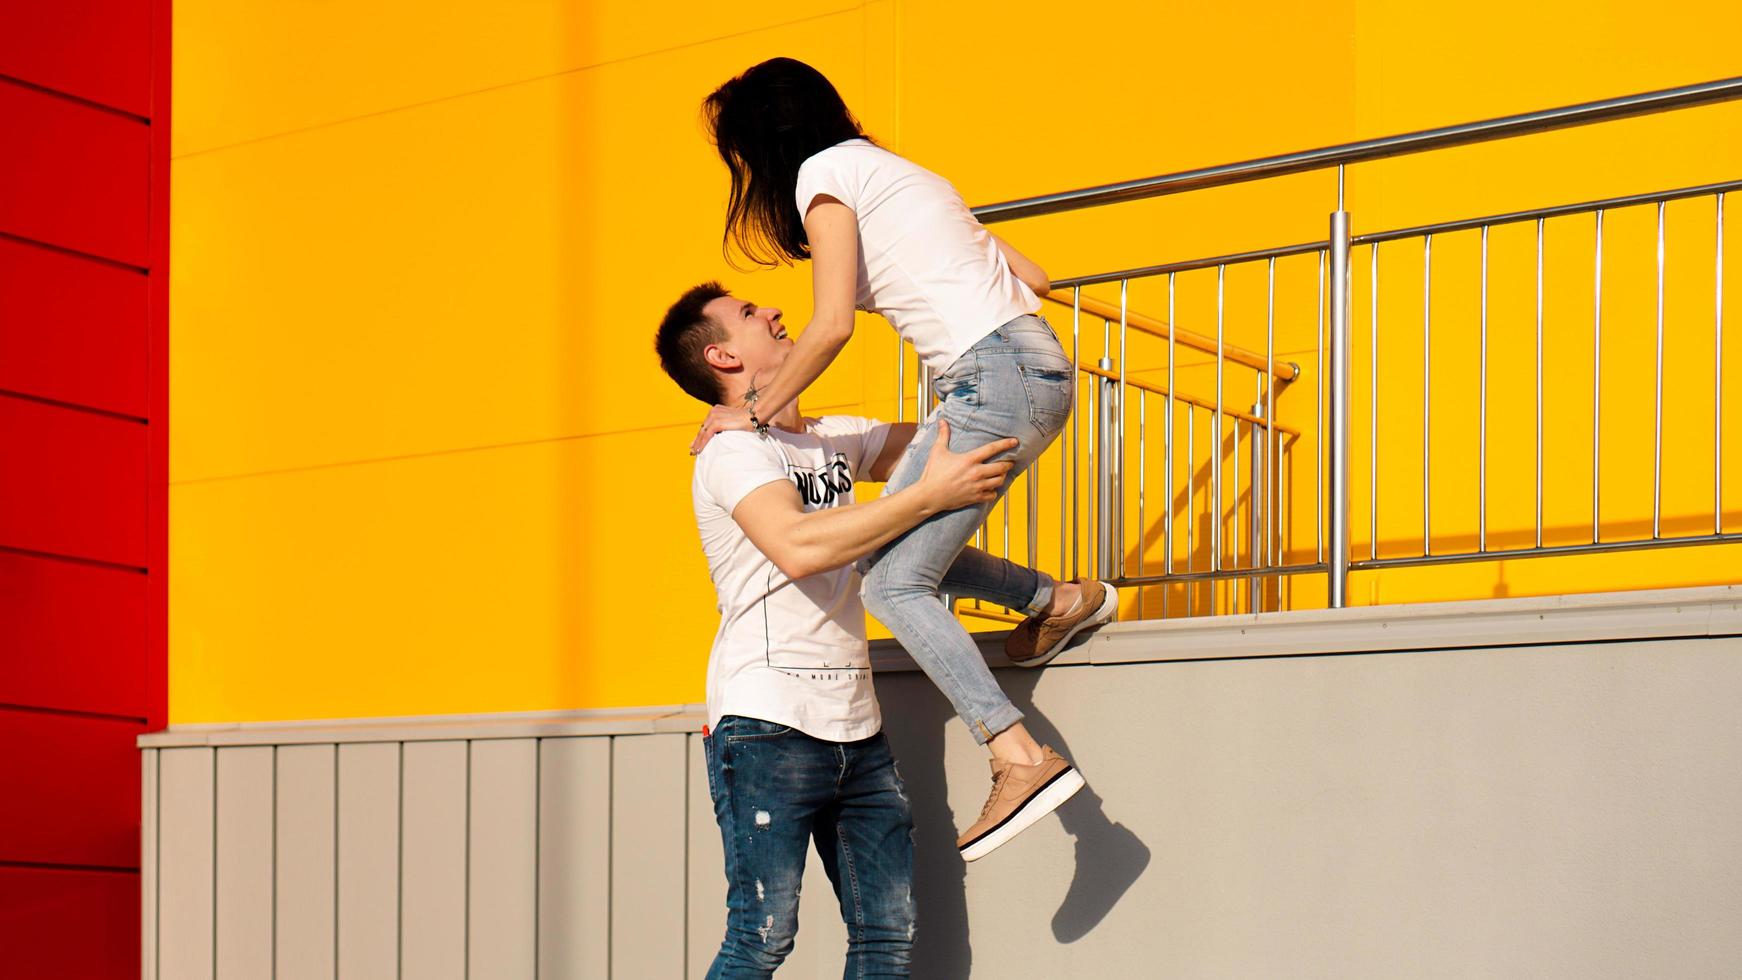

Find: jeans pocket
<box><xmin>1017</xmin><ymin>358</ymin><xmax>1074</xmax><ymax>435</ymax></box>
<box><xmin>935</xmin><ymin>351</ymin><xmax>981</xmax><ymax>409</ymax></box>
<box><xmin>720</xmin><ymin>715</ymin><xmax>796</xmax><ymax>742</ymax></box>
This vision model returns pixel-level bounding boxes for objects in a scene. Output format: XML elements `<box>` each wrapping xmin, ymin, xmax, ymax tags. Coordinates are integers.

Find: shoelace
<box><xmin>978</xmin><ymin>767</ymin><xmax>1012</xmax><ymax>820</ymax></box>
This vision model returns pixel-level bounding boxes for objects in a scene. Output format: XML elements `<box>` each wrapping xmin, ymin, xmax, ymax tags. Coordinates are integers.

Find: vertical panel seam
<box><xmin>534</xmin><ymin>738</ymin><xmax>542</xmax><ymax>980</ymax></box>
<box><xmin>464</xmin><ymin>740</ymin><xmax>472</xmax><ymax>980</ymax></box>
<box><xmin>397</xmin><ymin>741</ymin><xmax>404</xmax><ymax>980</ymax></box>
<box><xmin>153</xmin><ymin>749</ymin><xmax>162</xmax><ymax>980</ymax></box>
<box><xmin>333</xmin><ymin>743</ymin><xmax>341</xmax><ymax>980</ymax></box>
<box><xmin>211</xmin><ymin>748</ymin><xmax>218</xmax><ymax>979</ymax></box>
<box><xmin>606</xmin><ymin>737</ymin><xmax>614</xmax><ymax>980</ymax></box>
<box><xmin>272</xmin><ymin>747</ymin><xmax>278</xmax><ymax>980</ymax></box>
<box><xmin>682</xmin><ymin>735</ymin><xmax>691</xmax><ymax>979</ymax></box>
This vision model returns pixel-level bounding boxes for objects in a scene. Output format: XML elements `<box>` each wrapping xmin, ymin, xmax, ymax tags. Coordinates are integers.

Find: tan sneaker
<box><xmin>1005</xmin><ymin>579</ymin><xmax>1117</xmax><ymax>668</ymax></box>
<box><xmin>957</xmin><ymin>746</ymin><xmax>1085</xmax><ymax>862</ymax></box>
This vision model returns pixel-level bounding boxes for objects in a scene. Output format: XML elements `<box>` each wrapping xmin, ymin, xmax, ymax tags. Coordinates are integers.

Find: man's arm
<box><xmin>863</xmin><ymin>422</ymin><xmax>917</xmax><ymax>484</ymax></box>
<box><xmin>731</xmin><ymin>421</ymin><xmax>1015</xmax><ymax>580</ymax></box>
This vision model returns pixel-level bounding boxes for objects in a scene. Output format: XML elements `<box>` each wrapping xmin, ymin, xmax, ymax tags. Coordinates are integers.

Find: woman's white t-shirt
<box><xmin>691</xmin><ymin>416</ymin><xmax>892</xmax><ymax>742</ymax></box>
<box><xmin>794</xmin><ymin>138</ymin><xmax>1039</xmax><ymax>375</ymax></box>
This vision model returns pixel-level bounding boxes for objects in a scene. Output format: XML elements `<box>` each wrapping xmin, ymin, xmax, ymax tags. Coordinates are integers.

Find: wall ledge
<box><xmin>144</xmin><ymin>584</ymin><xmax>1740</xmax><ymax>749</ymax></box>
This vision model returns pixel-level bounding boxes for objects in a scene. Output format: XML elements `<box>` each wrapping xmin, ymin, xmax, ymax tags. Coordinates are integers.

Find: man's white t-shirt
<box><xmin>794</xmin><ymin>138</ymin><xmax>1039</xmax><ymax>375</ymax></box>
<box><xmin>692</xmin><ymin>416</ymin><xmax>893</xmax><ymax>742</ymax></box>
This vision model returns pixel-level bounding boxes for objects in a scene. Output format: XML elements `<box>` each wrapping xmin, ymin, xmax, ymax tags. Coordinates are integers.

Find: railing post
<box><xmin>1327</xmin><ymin>209</ymin><xmax>1353</xmax><ymax>607</ymax></box>
<box><xmin>1098</xmin><ymin>355</ymin><xmax>1117</xmax><ymax>582</ymax></box>
<box><xmin>1250</xmin><ymin>402</ymin><xmax>1265</xmax><ymax>614</ymax></box>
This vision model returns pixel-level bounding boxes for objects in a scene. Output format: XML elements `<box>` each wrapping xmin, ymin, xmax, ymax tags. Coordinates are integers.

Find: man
<box><xmin>658</xmin><ymin>282</ymin><xmax>1102</xmax><ymax>977</ymax></box>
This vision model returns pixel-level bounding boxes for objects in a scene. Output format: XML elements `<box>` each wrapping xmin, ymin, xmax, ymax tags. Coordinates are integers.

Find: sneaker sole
<box><xmin>958</xmin><ymin>766</ymin><xmax>1086</xmax><ymax>863</ymax></box>
<box><xmin>1011</xmin><ymin>584</ymin><xmax>1118</xmax><ymax>669</ymax></box>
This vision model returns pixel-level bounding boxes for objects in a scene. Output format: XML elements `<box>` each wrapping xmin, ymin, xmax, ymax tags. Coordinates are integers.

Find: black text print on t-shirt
<box><xmin>791</xmin><ymin>453</ymin><xmax>853</xmax><ymax>507</ymax></box>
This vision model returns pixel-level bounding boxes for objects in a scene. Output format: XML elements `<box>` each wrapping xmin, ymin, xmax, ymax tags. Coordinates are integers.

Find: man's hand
<box><xmin>690</xmin><ymin>404</ymin><xmax>756</xmax><ymax>455</ymax></box>
<box><xmin>912</xmin><ymin>420</ymin><xmax>1018</xmax><ymax>513</ymax></box>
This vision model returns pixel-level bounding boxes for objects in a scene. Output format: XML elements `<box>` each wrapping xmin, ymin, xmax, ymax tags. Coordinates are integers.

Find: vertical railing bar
<box><xmin>1167</xmin><ymin>273</ymin><xmax>1177</xmax><ymax>577</ymax></box>
<box><xmin>1318</xmin><ymin>250</ymin><xmax>1326</xmax><ymax>565</ymax></box>
<box><xmin>1138</xmin><ymin>390</ymin><xmax>1146</xmax><ymax>618</ymax></box>
<box><xmin>1187</xmin><ymin>408</ymin><xmax>1196</xmax><ymax>617</ymax></box>
<box><xmin>1422</xmin><ymin>233</ymin><xmax>1433</xmax><ymax>557</ymax></box>
<box><xmin>1594</xmin><ymin>209</ymin><xmax>1604</xmax><ymax>543</ymax></box>
<box><xmin>1089</xmin><ymin>370</ymin><xmax>1098</xmax><ymax>578</ymax></box>
<box><xmin>1098</xmin><ymin>316</ymin><xmax>1114</xmax><ymax>581</ymax></box>
<box><xmin>896</xmin><ymin>341</ymin><xmax>905</xmax><ymax>422</ymax></box>
<box><xmin>1535</xmin><ymin>216</ymin><xmax>1545</xmax><ymax>549</ymax></box>
<box><xmin>1233</xmin><ymin>416</ymin><xmax>1242</xmax><ymax>592</ymax></box>
<box><xmin>1479</xmin><ymin>224</ymin><xmax>1488</xmax><ymax>553</ymax></box>
<box><xmin>1654</xmin><ymin>200</ymin><xmax>1665</xmax><ymax>539</ymax></box>
<box><xmin>1027</xmin><ymin>463</ymin><xmax>1039</xmax><ymax>571</ymax></box>
<box><xmin>1119</xmin><ymin>280</ymin><xmax>1129</xmax><ymax>581</ymax></box>
<box><xmin>1370</xmin><ymin>243</ymin><xmax>1379</xmax><ymax>561</ymax></box>
<box><xmin>1718</xmin><ymin>192</ymin><xmax>1727</xmax><ymax>535</ymax></box>
<box><xmin>1247</xmin><ymin>390</ymin><xmax>1259</xmax><ymax>611</ymax></box>
<box><xmin>1214</xmin><ymin>264</ymin><xmax>1225</xmax><ymax>577</ymax></box>
<box><xmin>1002</xmin><ymin>475</ymin><xmax>1010</xmax><ymax>562</ymax></box>
<box><xmin>1328</xmin><ymin>212</ymin><xmax>1352</xmax><ymax>608</ymax></box>
<box><xmin>1265</xmin><ymin>257</ymin><xmax>1276</xmax><ymax>573</ymax></box>
<box><xmin>1072</xmin><ymin>288</ymin><xmax>1081</xmax><ymax>578</ymax></box>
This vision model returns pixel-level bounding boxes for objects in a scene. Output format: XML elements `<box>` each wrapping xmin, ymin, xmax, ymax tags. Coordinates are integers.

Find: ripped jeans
<box><xmin>862</xmin><ymin>314</ymin><xmax>1073</xmax><ymax>742</ymax></box>
<box><xmin>704</xmin><ymin>716</ymin><xmax>915</xmax><ymax>979</ymax></box>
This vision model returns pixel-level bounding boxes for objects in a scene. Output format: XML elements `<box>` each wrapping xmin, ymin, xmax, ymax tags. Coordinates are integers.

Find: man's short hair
<box><xmin>656</xmin><ymin>281</ymin><xmax>730</xmax><ymax>406</ymax></box>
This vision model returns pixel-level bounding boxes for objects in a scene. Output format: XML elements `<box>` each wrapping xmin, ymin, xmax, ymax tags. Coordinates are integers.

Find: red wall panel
<box><xmin>0</xmin><ymin>237</ymin><xmax>149</xmax><ymax>417</ymax></box>
<box><xmin>0</xmin><ymin>397</ymin><xmax>147</xmax><ymax>567</ymax></box>
<box><xmin>0</xmin><ymin>711</ymin><xmax>143</xmax><ymax>868</ymax></box>
<box><xmin>0</xmin><ymin>79</ymin><xmax>149</xmax><ymax>266</ymax></box>
<box><xmin>0</xmin><ymin>867</ymin><xmax>138</xmax><ymax>978</ymax></box>
<box><xmin>0</xmin><ymin>552</ymin><xmax>147</xmax><ymax>718</ymax></box>
<box><xmin>0</xmin><ymin>1</ymin><xmax>152</xmax><ymax>117</ymax></box>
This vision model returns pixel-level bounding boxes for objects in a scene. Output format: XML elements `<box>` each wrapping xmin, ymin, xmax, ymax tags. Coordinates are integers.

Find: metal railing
<box><xmin>896</xmin><ymin>76</ymin><xmax>1742</xmax><ymax>621</ymax></box>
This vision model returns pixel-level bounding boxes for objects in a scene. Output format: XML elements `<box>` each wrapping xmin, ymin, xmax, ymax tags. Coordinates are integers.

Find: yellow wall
<box><xmin>171</xmin><ymin>0</ymin><xmax>1742</xmax><ymax>723</ymax></box>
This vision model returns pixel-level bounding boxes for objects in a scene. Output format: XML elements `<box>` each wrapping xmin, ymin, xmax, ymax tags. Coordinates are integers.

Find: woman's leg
<box><xmin>861</xmin><ymin>317</ymin><xmax>1074</xmax><ymax>746</ymax></box>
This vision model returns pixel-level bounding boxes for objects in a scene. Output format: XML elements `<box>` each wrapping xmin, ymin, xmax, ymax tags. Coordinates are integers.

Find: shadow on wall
<box><xmin>880</xmin><ymin>666</ymin><xmax>1153</xmax><ymax>977</ymax></box>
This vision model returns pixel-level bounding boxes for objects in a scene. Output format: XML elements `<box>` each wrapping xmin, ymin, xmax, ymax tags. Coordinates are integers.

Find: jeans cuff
<box><xmin>972</xmin><ymin>702</ymin><xmax>1026</xmax><ymax>745</ymax></box>
<box><xmin>1021</xmin><ymin>570</ymin><xmax>1057</xmax><ymax>617</ymax></box>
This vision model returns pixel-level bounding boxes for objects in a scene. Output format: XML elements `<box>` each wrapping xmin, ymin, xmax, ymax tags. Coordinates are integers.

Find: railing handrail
<box><xmin>973</xmin><ymin>76</ymin><xmax>1742</xmax><ymax>223</ymax></box>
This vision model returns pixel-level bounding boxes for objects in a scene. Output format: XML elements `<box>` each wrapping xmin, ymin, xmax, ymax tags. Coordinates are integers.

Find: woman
<box><xmin>692</xmin><ymin>57</ymin><xmax>1117</xmax><ymax>862</ymax></box>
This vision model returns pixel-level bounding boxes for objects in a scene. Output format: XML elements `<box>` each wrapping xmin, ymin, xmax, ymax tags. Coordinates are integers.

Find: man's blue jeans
<box><xmin>862</xmin><ymin>314</ymin><xmax>1074</xmax><ymax>743</ymax></box>
<box><xmin>703</xmin><ymin>716</ymin><xmax>916</xmax><ymax>978</ymax></box>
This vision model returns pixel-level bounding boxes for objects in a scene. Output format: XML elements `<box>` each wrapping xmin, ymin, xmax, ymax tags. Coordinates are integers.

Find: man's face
<box><xmin>702</xmin><ymin>294</ymin><xmax>790</xmax><ymax>382</ymax></box>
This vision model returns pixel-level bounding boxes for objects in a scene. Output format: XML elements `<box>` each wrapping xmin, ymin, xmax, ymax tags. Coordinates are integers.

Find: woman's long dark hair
<box><xmin>704</xmin><ymin>58</ymin><xmax>872</xmax><ymax>268</ymax></box>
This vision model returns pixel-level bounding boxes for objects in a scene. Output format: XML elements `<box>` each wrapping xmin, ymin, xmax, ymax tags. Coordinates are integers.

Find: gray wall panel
<box><xmin>540</xmin><ymin>736</ymin><xmax>612</xmax><ymax>980</ymax></box>
<box><xmin>138</xmin><ymin>609</ymin><xmax>1742</xmax><ymax>980</ymax></box>
<box><xmin>215</xmin><ymin>747</ymin><xmax>273</xmax><ymax>980</ymax></box>
<box><xmin>467</xmin><ymin>738</ymin><xmax>538</xmax><ymax>977</ymax></box>
<box><xmin>275</xmin><ymin>744</ymin><xmax>336</xmax><ymax>980</ymax></box>
<box><xmin>610</xmin><ymin>734</ymin><xmax>686</xmax><ymax>979</ymax></box>
<box><xmin>401</xmin><ymin>740</ymin><xmax>466</xmax><ymax>980</ymax></box>
<box><xmin>141</xmin><ymin>750</ymin><xmax>158</xmax><ymax>980</ymax></box>
<box><xmin>337</xmin><ymin>742</ymin><xmax>400</xmax><ymax>979</ymax></box>
<box><xmin>877</xmin><ymin>636</ymin><xmax>1742</xmax><ymax>979</ymax></box>
<box><xmin>157</xmin><ymin>747</ymin><xmax>213</xmax><ymax>980</ymax></box>
<box><xmin>685</xmin><ymin>734</ymin><xmax>722</xmax><ymax>980</ymax></box>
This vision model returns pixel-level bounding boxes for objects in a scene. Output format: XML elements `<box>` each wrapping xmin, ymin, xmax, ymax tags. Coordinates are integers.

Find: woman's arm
<box><xmin>689</xmin><ymin>196</ymin><xmax>862</xmax><ymax>454</ymax></box>
<box><xmin>992</xmin><ymin>233</ymin><xmax>1050</xmax><ymax>297</ymax></box>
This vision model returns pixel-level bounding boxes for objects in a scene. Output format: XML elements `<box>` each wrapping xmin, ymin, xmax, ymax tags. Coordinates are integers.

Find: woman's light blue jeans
<box><xmin>862</xmin><ymin>314</ymin><xmax>1074</xmax><ymax>743</ymax></box>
